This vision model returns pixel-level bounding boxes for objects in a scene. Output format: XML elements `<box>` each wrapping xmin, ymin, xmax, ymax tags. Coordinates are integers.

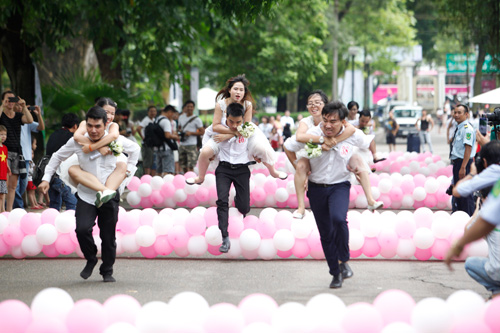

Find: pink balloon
<box><xmin>42</xmin><ymin>244</ymin><xmax>59</xmax><ymax>257</ymax></box>
<box><xmin>92</xmin><ymin>224</ymin><xmax>100</xmax><ymax>236</ymax></box>
<box><xmin>185</xmin><ymin>214</ymin><xmax>206</xmax><ymax>235</ymax></box>
<box><xmin>117</xmin><ymin>212</ymin><xmax>140</xmax><ymax>234</ymax></box>
<box><xmin>389</xmin><ymin>187</ymin><xmax>404</xmax><ymax>202</ymax></box>
<box><xmin>350</xmin><ymin>248</ymin><xmax>363</xmax><ymax>258</ymax></box>
<box><xmin>154</xmin><ymin>235</ymin><xmax>173</xmax><ymax>256</ymax></box>
<box><xmin>40</xmin><ymin>208</ymin><xmax>59</xmax><ymax>225</ymax></box>
<box><xmin>195</xmin><ymin>187</ymin><xmax>210</xmax><ymax>203</ymax></box>
<box><xmin>378</xmin><ymin>229</ymin><xmax>399</xmax><ymax>252</ymax></box>
<box><xmin>2</xmin><ymin>225</ymin><xmax>24</xmax><ymax>246</ymax></box>
<box><xmin>276</xmin><ymin>201</ymin><xmax>288</xmax><ymax>208</ymax></box>
<box><xmin>379</xmin><ymin>194</ymin><xmax>392</xmax><ymax>208</ymax></box>
<box><xmin>243</xmin><ymin>215</ymin><xmax>259</xmax><ymax>230</ymax></box>
<box><xmin>139</xmin><ymin>245</ymin><xmax>158</xmax><ymax>258</ymax></box>
<box><xmin>139</xmin><ymin>197</ymin><xmax>153</xmax><ymax>209</ymax></box>
<box><xmin>274</xmin><ymin>211</ymin><xmax>292</xmax><ymax>230</ymax></box>
<box><xmin>241</xmin><ymin>248</ymin><xmax>259</xmax><ymax>260</ymax></box>
<box><xmin>413</xmin><ymin>174</ymin><xmax>426</xmax><ymax>187</ymax></box>
<box><xmin>103</xmin><ymin>294</ymin><xmax>141</xmax><ymax>325</ymax></box>
<box><xmin>150</xmin><ymin>190</ymin><xmax>164</xmax><ymax>206</ymax></box>
<box><xmin>184</xmin><ymin>171</ymin><xmax>197</xmax><ymax>179</ymax></box>
<box><xmin>203</xmin><ymin>303</ymin><xmax>245</xmax><ymax>333</ymax></box>
<box><xmin>413</xmin><ymin>200</ymin><xmax>425</xmax><ymax>209</ymax></box>
<box><xmin>204</xmin><ymin>207</ymin><xmax>218</xmax><ymax>227</ymax></box>
<box><xmin>414</xmin><ymin>208</ymin><xmax>433</xmax><ymax>229</ymax></box>
<box><xmin>185</xmin><ymin>194</ymin><xmax>199</xmax><ymax>209</ymax></box>
<box><xmin>256</xmin><ymin>220</ymin><xmax>276</xmax><ymax>239</ymax></box>
<box><xmin>127</xmin><ymin>176</ymin><xmax>141</xmax><ymax>191</ymax></box>
<box><xmin>55</xmin><ymin>234</ymin><xmax>76</xmax><ymax>255</ymax></box>
<box><xmin>228</xmin><ymin>217</ymin><xmax>244</xmax><ymax>238</ymax></box>
<box><xmin>26</xmin><ymin>317</ymin><xmax>67</xmax><ymax>333</ymax></box>
<box><xmin>373</xmin><ymin>289</ymin><xmax>415</xmax><ymax>324</ymax></box>
<box><xmin>140</xmin><ymin>174</ymin><xmax>152</xmax><ymax>183</ymax></box>
<box><xmin>263</xmin><ymin>179</ymin><xmax>277</xmax><ymax>194</ymax></box>
<box><xmin>431</xmin><ymin>238</ymin><xmax>450</xmax><ymax>259</ymax></box>
<box><xmin>349</xmin><ymin>187</ymin><xmax>358</xmax><ymax>201</ymax></box>
<box><xmin>451</xmin><ymin>320</ymin><xmax>492</xmax><ymax>333</ymax></box>
<box><xmin>238</xmin><ymin>293</ymin><xmax>278</xmax><ymax>325</ymax></box>
<box><xmin>277</xmin><ymin>249</ymin><xmax>293</xmax><ymax>258</ymax></box>
<box><xmin>292</xmin><ymin>239</ymin><xmax>310</xmax><ymax>258</ymax></box>
<box><xmin>0</xmin><ymin>299</ymin><xmax>32</xmax><ymax>333</ymax></box>
<box><xmin>395</xmin><ymin>218</ymin><xmax>416</xmax><ymax>239</ymax></box>
<box><xmin>362</xmin><ymin>237</ymin><xmax>381</xmax><ymax>257</ymax></box>
<box><xmin>287</xmin><ymin>194</ymin><xmax>298</xmax><ymax>208</ymax></box>
<box><xmin>0</xmin><ymin>237</ymin><xmax>9</xmax><ymax>256</ymax></box>
<box><xmin>342</xmin><ymin>303</ymin><xmax>383</xmax><ymax>333</ymax></box>
<box><xmin>391</xmin><ymin>200</ymin><xmax>403</xmax><ymax>209</ymax></box>
<box><xmin>379</xmin><ymin>247</ymin><xmax>397</xmax><ymax>259</ymax></box>
<box><xmin>276</xmin><ymin>178</ymin><xmax>288</xmax><ymax>188</ymax></box>
<box><xmin>160</xmin><ymin>182</ymin><xmax>176</xmax><ymax>198</ymax></box>
<box><xmin>484</xmin><ymin>298</ymin><xmax>500</xmax><ymax>333</ymax></box>
<box><xmin>414</xmin><ymin>247</ymin><xmax>432</xmax><ymax>261</ymax></box>
<box><xmin>172</xmin><ymin>174</ymin><xmax>186</xmax><ymax>189</ymax></box>
<box><xmin>369</xmin><ymin>173</ymin><xmax>380</xmax><ymax>186</ymax></box>
<box><xmin>424</xmin><ymin>194</ymin><xmax>437</xmax><ymax>208</ymax></box>
<box><xmin>174</xmin><ymin>245</ymin><xmax>190</xmax><ymax>257</ymax></box>
<box><xmin>251</xmin><ymin>187</ymin><xmax>266</xmax><ymax>202</ymax></box>
<box><xmin>20</xmin><ymin>213</ymin><xmax>42</xmax><ymax>235</ymax></box>
<box><xmin>307</xmin><ymin>229</ymin><xmax>322</xmax><ymax>251</ymax></box>
<box><xmin>66</xmin><ymin>299</ymin><xmax>107</xmax><ymax>333</ymax></box>
<box><xmin>207</xmin><ymin>244</ymin><xmax>223</xmax><ymax>256</ymax></box>
<box><xmin>167</xmin><ymin>225</ymin><xmax>190</xmax><ymax>248</ymax></box>
<box><xmin>400</xmin><ymin>179</ymin><xmax>415</xmax><ymax>195</ymax></box>
<box><xmin>139</xmin><ymin>208</ymin><xmax>157</xmax><ymax>226</ymax></box>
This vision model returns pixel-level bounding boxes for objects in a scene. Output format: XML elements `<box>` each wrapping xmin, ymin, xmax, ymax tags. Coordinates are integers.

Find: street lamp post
<box><xmin>364</xmin><ymin>54</ymin><xmax>373</xmax><ymax>110</ymax></box>
<box><xmin>348</xmin><ymin>46</ymin><xmax>360</xmax><ymax>102</ymax></box>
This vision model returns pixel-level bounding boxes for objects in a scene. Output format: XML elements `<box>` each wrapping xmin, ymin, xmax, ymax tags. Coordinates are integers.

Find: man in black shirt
<box><xmin>0</xmin><ymin>90</ymin><xmax>34</xmax><ymax>211</ymax></box>
<box><xmin>45</xmin><ymin>113</ymin><xmax>80</xmax><ymax>211</ymax></box>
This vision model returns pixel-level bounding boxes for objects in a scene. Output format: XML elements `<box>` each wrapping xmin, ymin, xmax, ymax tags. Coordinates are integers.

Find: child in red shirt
<box><xmin>0</xmin><ymin>125</ymin><xmax>12</xmax><ymax>212</ymax></box>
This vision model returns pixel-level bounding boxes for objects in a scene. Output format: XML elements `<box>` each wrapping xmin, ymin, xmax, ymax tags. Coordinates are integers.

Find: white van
<box><xmin>391</xmin><ymin>105</ymin><xmax>423</xmax><ymax>138</ymax></box>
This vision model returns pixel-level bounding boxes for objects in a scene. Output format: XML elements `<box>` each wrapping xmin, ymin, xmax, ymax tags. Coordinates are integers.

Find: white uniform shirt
<box><xmin>307</xmin><ymin>125</ymin><xmax>371</xmax><ymax>185</ymax></box>
<box><xmin>481</xmin><ymin>179</ymin><xmax>500</xmax><ymax>227</ymax></box>
<box><xmin>218</xmin><ymin>121</ymin><xmax>250</xmax><ymax>165</ymax></box>
<box><xmin>43</xmin><ymin>135</ymin><xmax>140</xmax><ymax>206</ymax></box>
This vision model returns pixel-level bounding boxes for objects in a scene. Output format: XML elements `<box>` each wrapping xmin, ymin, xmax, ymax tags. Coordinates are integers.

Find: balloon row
<box><xmin>0</xmin><ymin>207</ymin><xmax>485</xmax><ymax>261</ymax></box>
<box><xmin>371</xmin><ymin>150</ymin><xmax>451</xmax><ymax>177</ymax></box>
<box><xmin>126</xmin><ymin>171</ymin><xmax>453</xmax><ymax>210</ymax></box>
<box><xmin>1</xmin><ymin>287</ymin><xmax>498</xmax><ymax>333</ymax></box>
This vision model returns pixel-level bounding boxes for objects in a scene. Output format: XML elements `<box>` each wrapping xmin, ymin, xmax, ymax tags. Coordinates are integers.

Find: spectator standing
<box><xmin>450</xmin><ymin>104</ymin><xmax>476</xmax><ymax>215</ymax></box>
<box><xmin>385</xmin><ymin>110</ymin><xmax>398</xmax><ymax>152</ymax></box>
<box><xmin>45</xmin><ymin>113</ymin><xmax>80</xmax><ymax>211</ymax></box>
<box><xmin>137</xmin><ymin>106</ymin><xmax>157</xmax><ymax>176</ymax></box>
<box><xmin>0</xmin><ymin>91</ymin><xmax>34</xmax><ymax>211</ymax></box>
<box><xmin>280</xmin><ymin>110</ymin><xmax>295</xmax><ymax>132</ymax></box>
<box><xmin>178</xmin><ymin>100</ymin><xmax>204</xmax><ymax>174</ymax></box>
<box><xmin>0</xmin><ymin>125</ymin><xmax>11</xmax><ymax>212</ymax></box>
<box><xmin>156</xmin><ymin>105</ymin><xmax>179</xmax><ymax>176</ymax></box>
<box><xmin>258</xmin><ymin>116</ymin><xmax>273</xmax><ymax>139</ymax></box>
<box><xmin>295</xmin><ymin>114</ymin><xmax>303</xmax><ymax>130</ymax></box>
<box><xmin>14</xmin><ymin>105</ymin><xmax>45</xmax><ymax>209</ymax></box>
<box><xmin>415</xmin><ymin>110</ymin><xmax>434</xmax><ymax>154</ymax></box>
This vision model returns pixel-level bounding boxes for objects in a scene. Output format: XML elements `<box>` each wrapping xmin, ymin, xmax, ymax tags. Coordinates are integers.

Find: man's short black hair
<box><xmin>85</xmin><ymin>106</ymin><xmax>107</xmax><ymax>124</ymax></box>
<box><xmin>322</xmin><ymin>100</ymin><xmax>348</xmax><ymax>120</ymax></box>
<box><xmin>456</xmin><ymin>103</ymin><xmax>469</xmax><ymax>114</ymax></box>
<box><xmin>163</xmin><ymin>105</ymin><xmax>178</xmax><ymax>113</ymax></box>
<box><xmin>227</xmin><ymin>102</ymin><xmax>244</xmax><ymax>118</ymax></box>
<box><xmin>61</xmin><ymin>113</ymin><xmax>80</xmax><ymax>129</ymax></box>
<box><xmin>1</xmin><ymin>90</ymin><xmax>15</xmax><ymax>100</ymax></box>
<box><xmin>183</xmin><ymin>100</ymin><xmax>195</xmax><ymax>108</ymax></box>
<box><xmin>359</xmin><ymin>109</ymin><xmax>371</xmax><ymax>118</ymax></box>
<box><xmin>479</xmin><ymin>140</ymin><xmax>500</xmax><ymax>166</ymax></box>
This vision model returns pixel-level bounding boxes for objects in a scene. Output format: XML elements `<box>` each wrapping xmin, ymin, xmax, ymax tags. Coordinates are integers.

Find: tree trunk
<box><xmin>183</xmin><ymin>64</ymin><xmax>192</xmax><ymax>106</ymax></box>
<box><xmin>0</xmin><ymin>8</ymin><xmax>35</xmax><ymax>104</ymax></box>
<box><xmin>473</xmin><ymin>45</ymin><xmax>486</xmax><ymax>111</ymax></box>
<box><xmin>93</xmin><ymin>28</ymin><xmax>125</xmax><ymax>85</ymax></box>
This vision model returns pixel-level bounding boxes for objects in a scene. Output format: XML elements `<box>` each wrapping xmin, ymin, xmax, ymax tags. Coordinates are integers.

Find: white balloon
<box><xmin>349</xmin><ymin>229</ymin><xmax>365</xmax><ymax>251</ymax></box>
<box><xmin>275</xmin><ymin>188</ymin><xmax>289</xmax><ymax>202</ymax></box>
<box><xmin>355</xmin><ymin>195</ymin><xmax>368</xmax><ymax>209</ymax></box>
<box><xmin>371</xmin><ymin>186</ymin><xmax>381</xmax><ymax>200</ymax></box>
<box><xmin>173</xmin><ymin>189</ymin><xmax>187</xmax><ymax>203</ymax></box>
<box><xmin>205</xmin><ymin>225</ymin><xmax>222</xmax><ymax>246</ymax></box>
<box><xmin>306</xmin><ymin>293</ymin><xmax>346</xmax><ymax>327</ymax></box>
<box><xmin>152</xmin><ymin>215</ymin><xmax>174</xmax><ymax>235</ymax></box>
<box><xmin>104</xmin><ymin>322</ymin><xmax>140</xmax><ymax>333</ymax></box>
<box><xmin>412</xmin><ymin>187</ymin><xmax>426</xmax><ymax>201</ymax></box>
<box><xmin>135</xmin><ymin>301</ymin><xmax>171</xmax><ymax>333</ymax></box>
<box><xmin>184</xmin><ymin>183</ymin><xmax>198</xmax><ymax>195</ymax></box>
<box><xmin>187</xmin><ymin>235</ymin><xmax>208</xmax><ymax>256</ymax></box>
<box><xmin>446</xmin><ymin>290</ymin><xmax>485</xmax><ymax>322</ymax></box>
<box><xmin>413</xmin><ymin>227</ymin><xmax>435</xmax><ymax>249</ymax></box>
<box><xmin>286</xmin><ymin>181</ymin><xmax>297</xmax><ymax>195</ymax></box>
<box><xmin>252</xmin><ymin>173</ymin><xmax>267</xmax><ymax>187</ymax></box>
<box><xmin>411</xmin><ymin>298</ymin><xmax>453</xmax><ymax>333</ymax></box>
<box><xmin>54</xmin><ymin>214</ymin><xmax>76</xmax><ymax>234</ymax></box>
<box><xmin>431</xmin><ymin>213</ymin><xmax>452</xmax><ymax>239</ymax></box>
<box><xmin>201</xmin><ymin>174</ymin><xmax>216</xmax><ymax>188</ymax></box>
<box><xmin>36</xmin><ymin>224</ymin><xmax>58</xmax><ymax>245</ymax></box>
<box><xmin>150</xmin><ymin>176</ymin><xmax>164</xmax><ymax>190</ymax></box>
<box><xmin>259</xmin><ymin>208</ymin><xmax>278</xmax><ymax>222</ymax></box>
<box><xmin>0</xmin><ymin>214</ymin><xmax>8</xmax><ymax>234</ymax></box>
<box><xmin>381</xmin><ymin>322</ymin><xmax>417</xmax><ymax>333</ymax></box>
<box><xmin>122</xmin><ymin>234</ymin><xmax>140</xmax><ymax>253</ymax></box>
<box><xmin>162</xmin><ymin>174</ymin><xmax>175</xmax><ymax>183</ymax></box>
<box><xmin>273</xmin><ymin>229</ymin><xmax>295</xmax><ymax>251</ymax></box>
<box><xmin>409</xmin><ymin>161</ymin><xmax>420</xmax><ymax>172</ymax></box>
<box><xmin>397</xmin><ymin>239</ymin><xmax>416</xmax><ymax>259</ymax></box>
<box><xmin>31</xmin><ymin>287</ymin><xmax>74</xmax><ymax>322</ymax></box>
<box><xmin>126</xmin><ymin>192</ymin><xmax>141</xmax><ymax>206</ymax></box>
<box><xmin>401</xmin><ymin>195</ymin><xmax>414</xmax><ymax>208</ymax></box>
<box><xmin>8</xmin><ymin>208</ymin><xmax>27</xmax><ymax>226</ymax></box>
<box><xmin>21</xmin><ymin>235</ymin><xmax>43</xmax><ymax>256</ymax></box>
<box><xmin>135</xmin><ymin>225</ymin><xmax>157</xmax><ymax>247</ymax></box>
<box><xmin>240</xmin><ymin>229</ymin><xmax>262</xmax><ymax>251</ymax></box>
<box><xmin>360</xmin><ymin>213</ymin><xmax>382</xmax><ymax>238</ymax></box>
<box><xmin>138</xmin><ymin>183</ymin><xmax>153</xmax><ymax>198</ymax></box>
<box><xmin>291</xmin><ymin>219</ymin><xmax>313</xmax><ymax>239</ymax></box>
<box><xmin>226</xmin><ymin>238</ymin><xmax>242</xmax><ymax>258</ymax></box>
<box><xmin>258</xmin><ymin>239</ymin><xmax>277</xmax><ymax>260</ymax></box>
<box><xmin>378</xmin><ymin>178</ymin><xmax>393</xmax><ymax>194</ymax></box>
<box><xmin>271</xmin><ymin>302</ymin><xmax>311</xmax><ymax>333</ymax></box>
<box><xmin>169</xmin><ymin>291</ymin><xmax>209</xmax><ymax>328</ymax></box>
<box><xmin>468</xmin><ymin>239</ymin><xmax>489</xmax><ymax>257</ymax></box>
<box><xmin>400</xmin><ymin>166</ymin><xmax>411</xmax><ymax>175</ymax></box>
<box><xmin>172</xmin><ymin>208</ymin><xmax>190</xmax><ymax>225</ymax></box>
<box><xmin>424</xmin><ymin>178</ymin><xmax>439</xmax><ymax>194</ymax></box>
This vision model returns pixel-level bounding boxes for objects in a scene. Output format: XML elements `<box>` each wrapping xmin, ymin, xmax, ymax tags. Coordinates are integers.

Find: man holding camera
<box><xmin>0</xmin><ymin>91</ymin><xmax>34</xmax><ymax>211</ymax></box>
<box><xmin>14</xmin><ymin>105</ymin><xmax>45</xmax><ymax>209</ymax></box>
<box><xmin>178</xmin><ymin>100</ymin><xmax>204</xmax><ymax>174</ymax></box>
<box><xmin>450</xmin><ymin>104</ymin><xmax>476</xmax><ymax>216</ymax></box>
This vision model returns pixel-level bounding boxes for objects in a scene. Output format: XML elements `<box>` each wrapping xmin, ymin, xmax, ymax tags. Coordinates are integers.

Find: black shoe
<box><xmin>340</xmin><ymin>262</ymin><xmax>353</xmax><ymax>279</ymax></box>
<box><xmin>219</xmin><ymin>237</ymin><xmax>231</xmax><ymax>253</ymax></box>
<box><xmin>80</xmin><ymin>258</ymin><xmax>98</xmax><ymax>279</ymax></box>
<box><xmin>329</xmin><ymin>273</ymin><xmax>343</xmax><ymax>288</ymax></box>
<box><xmin>103</xmin><ymin>274</ymin><xmax>116</xmax><ymax>283</ymax></box>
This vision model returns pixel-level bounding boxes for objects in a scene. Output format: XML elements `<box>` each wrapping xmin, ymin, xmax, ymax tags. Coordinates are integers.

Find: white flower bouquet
<box><xmin>109</xmin><ymin>141</ymin><xmax>124</xmax><ymax>157</ymax></box>
<box><xmin>237</xmin><ymin>122</ymin><xmax>255</xmax><ymax>138</ymax></box>
<box><xmin>305</xmin><ymin>142</ymin><xmax>322</xmax><ymax>159</ymax></box>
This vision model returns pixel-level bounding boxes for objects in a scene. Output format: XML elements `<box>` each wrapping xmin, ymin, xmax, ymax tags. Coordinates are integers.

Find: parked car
<box><xmin>390</xmin><ymin>105</ymin><xmax>423</xmax><ymax>138</ymax></box>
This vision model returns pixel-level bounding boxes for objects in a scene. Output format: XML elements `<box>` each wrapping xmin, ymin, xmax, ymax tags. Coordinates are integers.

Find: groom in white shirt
<box><xmin>39</xmin><ymin>106</ymin><xmax>139</xmax><ymax>282</ymax></box>
<box><xmin>306</xmin><ymin>101</ymin><xmax>373</xmax><ymax>289</ymax></box>
<box><xmin>215</xmin><ymin>103</ymin><xmax>253</xmax><ymax>253</ymax></box>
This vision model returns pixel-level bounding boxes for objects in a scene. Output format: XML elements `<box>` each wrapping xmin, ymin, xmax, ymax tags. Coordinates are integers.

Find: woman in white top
<box><xmin>64</xmin><ymin>97</ymin><xmax>128</xmax><ymax>206</ymax></box>
<box><xmin>284</xmin><ymin>91</ymin><xmax>382</xmax><ymax>219</ymax></box>
<box><xmin>186</xmin><ymin>75</ymin><xmax>286</xmax><ymax>185</ymax></box>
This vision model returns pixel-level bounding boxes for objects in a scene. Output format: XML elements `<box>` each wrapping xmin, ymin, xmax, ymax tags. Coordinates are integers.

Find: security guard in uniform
<box><xmin>450</xmin><ymin>104</ymin><xmax>476</xmax><ymax>215</ymax></box>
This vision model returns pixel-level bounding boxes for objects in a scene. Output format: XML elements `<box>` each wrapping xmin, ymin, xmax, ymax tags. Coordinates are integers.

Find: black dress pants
<box><xmin>452</xmin><ymin>158</ymin><xmax>475</xmax><ymax>216</ymax></box>
<box><xmin>215</xmin><ymin>163</ymin><xmax>250</xmax><ymax>238</ymax></box>
<box><xmin>75</xmin><ymin>193</ymin><xmax>120</xmax><ymax>276</ymax></box>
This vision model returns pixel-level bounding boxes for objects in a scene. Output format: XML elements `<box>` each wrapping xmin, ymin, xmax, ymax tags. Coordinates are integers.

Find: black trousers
<box><xmin>215</xmin><ymin>163</ymin><xmax>251</xmax><ymax>238</ymax></box>
<box><xmin>452</xmin><ymin>158</ymin><xmax>475</xmax><ymax>216</ymax></box>
<box><xmin>307</xmin><ymin>181</ymin><xmax>351</xmax><ymax>276</ymax></box>
<box><xmin>75</xmin><ymin>193</ymin><xmax>120</xmax><ymax>276</ymax></box>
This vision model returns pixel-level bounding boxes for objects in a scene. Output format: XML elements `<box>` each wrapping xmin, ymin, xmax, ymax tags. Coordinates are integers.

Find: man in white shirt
<box><xmin>280</xmin><ymin>110</ymin><xmax>295</xmax><ymax>131</ymax></box>
<box><xmin>215</xmin><ymin>103</ymin><xmax>253</xmax><ymax>253</ymax></box>
<box><xmin>178</xmin><ymin>100</ymin><xmax>204</xmax><ymax>173</ymax></box>
<box><xmin>156</xmin><ymin>105</ymin><xmax>179</xmax><ymax>176</ymax></box>
<box><xmin>306</xmin><ymin>101</ymin><xmax>372</xmax><ymax>289</ymax></box>
<box><xmin>137</xmin><ymin>106</ymin><xmax>157</xmax><ymax>176</ymax></box>
<box><xmin>39</xmin><ymin>106</ymin><xmax>140</xmax><ymax>283</ymax></box>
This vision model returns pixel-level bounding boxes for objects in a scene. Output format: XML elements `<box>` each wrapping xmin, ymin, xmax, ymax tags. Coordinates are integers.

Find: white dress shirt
<box><xmin>218</xmin><ymin>123</ymin><xmax>250</xmax><ymax>165</ymax></box>
<box><xmin>280</xmin><ymin>115</ymin><xmax>295</xmax><ymax>131</ymax></box>
<box><xmin>43</xmin><ymin>134</ymin><xmax>140</xmax><ymax>205</ymax></box>
<box><xmin>307</xmin><ymin>125</ymin><xmax>372</xmax><ymax>185</ymax></box>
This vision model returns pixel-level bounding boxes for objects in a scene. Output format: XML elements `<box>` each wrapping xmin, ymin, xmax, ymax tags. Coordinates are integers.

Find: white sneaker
<box><xmin>367</xmin><ymin>201</ymin><xmax>383</xmax><ymax>212</ymax></box>
<box><xmin>292</xmin><ymin>210</ymin><xmax>305</xmax><ymax>219</ymax></box>
<box><xmin>95</xmin><ymin>190</ymin><xmax>116</xmax><ymax>208</ymax></box>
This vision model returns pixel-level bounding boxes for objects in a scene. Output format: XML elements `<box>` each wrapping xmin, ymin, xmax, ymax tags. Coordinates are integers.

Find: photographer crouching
<box><xmin>445</xmin><ymin>140</ymin><xmax>500</xmax><ymax>299</ymax></box>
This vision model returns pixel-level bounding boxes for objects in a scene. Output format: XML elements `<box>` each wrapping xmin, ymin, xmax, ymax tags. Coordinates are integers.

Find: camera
<box><xmin>485</xmin><ymin>107</ymin><xmax>500</xmax><ymax>123</ymax></box>
<box><xmin>8</xmin><ymin>96</ymin><xmax>19</xmax><ymax>103</ymax></box>
<box><xmin>18</xmin><ymin>155</ymin><xmax>27</xmax><ymax>179</ymax></box>
<box><xmin>28</xmin><ymin>106</ymin><xmax>36</xmax><ymax>111</ymax></box>
<box><xmin>445</xmin><ymin>184</ymin><xmax>454</xmax><ymax>196</ymax></box>
<box><xmin>179</xmin><ymin>132</ymin><xmax>186</xmax><ymax>142</ymax></box>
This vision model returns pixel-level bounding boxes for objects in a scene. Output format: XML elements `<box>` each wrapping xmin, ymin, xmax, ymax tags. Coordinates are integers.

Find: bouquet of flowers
<box><xmin>305</xmin><ymin>142</ymin><xmax>322</xmax><ymax>159</ymax></box>
<box><xmin>109</xmin><ymin>141</ymin><xmax>124</xmax><ymax>157</ymax></box>
<box><xmin>237</xmin><ymin>122</ymin><xmax>255</xmax><ymax>138</ymax></box>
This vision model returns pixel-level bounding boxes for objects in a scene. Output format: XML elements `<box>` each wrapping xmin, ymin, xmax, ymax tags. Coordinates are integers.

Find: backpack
<box><xmin>144</xmin><ymin>117</ymin><xmax>178</xmax><ymax>150</ymax></box>
<box><xmin>32</xmin><ymin>155</ymin><xmax>54</xmax><ymax>186</ymax></box>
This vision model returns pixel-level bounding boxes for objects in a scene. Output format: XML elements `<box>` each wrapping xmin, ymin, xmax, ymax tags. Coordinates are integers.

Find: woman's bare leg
<box><xmin>348</xmin><ymin>154</ymin><xmax>382</xmax><ymax>210</ymax></box>
<box><xmin>263</xmin><ymin>162</ymin><xmax>286</xmax><ymax>179</ymax></box>
<box><xmin>104</xmin><ymin>162</ymin><xmax>127</xmax><ymax>191</ymax></box>
<box><xmin>294</xmin><ymin>158</ymin><xmax>310</xmax><ymax>217</ymax></box>
<box><xmin>189</xmin><ymin>146</ymin><xmax>215</xmax><ymax>184</ymax></box>
<box><xmin>284</xmin><ymin>146</ymin><xmax>298</xmax><ymax>170</ymax></box>
<box><xmin>69</xmin><ymin>165</ymin><xmax>108</xmax><ymax>192</ymax></box>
